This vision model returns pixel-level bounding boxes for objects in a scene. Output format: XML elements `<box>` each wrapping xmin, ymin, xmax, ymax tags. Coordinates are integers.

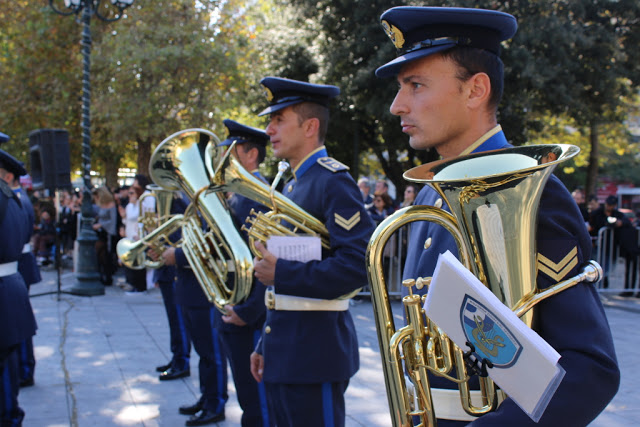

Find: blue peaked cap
<box><xmin>376</xmin><ymin>7</ymin><xmax>517</xmax><ymax>78</ymax></box>
<box><xmin>258</xmin><ymin>77</ymin><xmax>340</xmax><ymax>116</ymax></box>
<box><xmin>0</xmin><ymin>132</ymin><xmax>9</xmax><ymax>144</ymax></box>
<box><xmin>0</xmin><ymin>149</ymin><xmax>27</xmax><ymax>177</ymax></box>
<box><xmin>219</xmin><ymin>119</ymin><xmax>269</xmax><ymax>147</ymax></box>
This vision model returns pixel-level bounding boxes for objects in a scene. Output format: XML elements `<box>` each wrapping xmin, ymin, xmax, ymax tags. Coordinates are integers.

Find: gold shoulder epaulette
<box><xmin>317</xmin><ymin>157</ymin><xmax>349</xmax><ymax>172</ymax></box>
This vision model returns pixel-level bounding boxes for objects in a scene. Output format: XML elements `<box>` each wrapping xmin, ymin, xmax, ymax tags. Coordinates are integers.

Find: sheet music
<box><xmin>423</xmin><ymin>250</ymin><xmax>564</xmax><ymax>422</ymax></box>
<box><xmin>267</xmin><ymin>235</ymin><xmax>322</xmax><ymax>262</ymax></box>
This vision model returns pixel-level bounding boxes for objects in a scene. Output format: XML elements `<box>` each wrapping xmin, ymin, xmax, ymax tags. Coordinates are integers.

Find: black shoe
<box><xmin>156</xmin><ymin>362</ymin><xmax>172</xmax><ymax>373</ymax></box>
<box><xmin>19</xmin><ymin>377</ymin><xmax>34</xmax><ymax>388</ymax></box>
<box><xmin>179</xmin><ymin>401</ymin><xmax>203</xmax><ymax>415</ymax></box>
<box><xmin>186</xmin><ymin>410</ymin><xmax>225</xmax><ymax>426</ymax></box>
<box><xmin>159</xmin><ymin>367</ymin><xmax>190</xmax><ymax>381</ymax></box>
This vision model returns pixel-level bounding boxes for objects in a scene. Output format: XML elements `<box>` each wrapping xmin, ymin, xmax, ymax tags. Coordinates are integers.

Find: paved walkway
<box><xmin>17</xmin><ymin>266</ymin><xmax>640</xmax><ymax>426</ymax></box>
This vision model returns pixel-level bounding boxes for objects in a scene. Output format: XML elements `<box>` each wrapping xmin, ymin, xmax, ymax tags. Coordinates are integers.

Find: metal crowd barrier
<box><xmin>360</xmin><ymin>225</ymin><xmax>408</xmax><ymax>298</ymax></box>
<box><xmin>359</xmin><ymin>224</ymin><xmax>640</xmax><ymax>299</ymax></box>
<box><xmin>594</xmin><ymin>226</ymin><xmax>640</xmax><ymax>295</ymax></box>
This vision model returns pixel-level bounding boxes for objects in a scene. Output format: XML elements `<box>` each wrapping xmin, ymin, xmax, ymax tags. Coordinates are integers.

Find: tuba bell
<box><xmin>148</xmin><ymin>129</ymin><xmax>254</xmax><ymax>311</ymax></box>
<box><xmin>208</xmin><ymin>141</ymin><xmax>330</xmax><ymax>258</ymax></box>
<box><xmin>365</xmin><ymin>144</ymin><xmax>602</xmax><ymax>426</ymax></box>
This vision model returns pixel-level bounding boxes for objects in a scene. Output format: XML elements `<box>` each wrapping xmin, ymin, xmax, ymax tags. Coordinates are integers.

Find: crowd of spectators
<box><xmin>23</xmin><ymin>174</ymin><xmax>155</xmax><ymax>294</ymax></box>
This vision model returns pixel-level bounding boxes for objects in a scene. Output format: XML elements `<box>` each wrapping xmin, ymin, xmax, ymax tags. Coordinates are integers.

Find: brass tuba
<box><xmin>117</xmin><ymin>184</ymin><xmax>179</xmax><ymax>270</ymax></box>
<box><xmin>148</xmin><ymin>129</ymin><xmax>253</xmax><ymax>311</ymax></box>
<box><xmin>208</xmin><ymin>141</ymin><xmax>330</xmax><ymax>258</ymax></box>
<box><xmin>365</xmin><ymin>144</ymin><xmax>602</xmax><ymax>427</ymax></box>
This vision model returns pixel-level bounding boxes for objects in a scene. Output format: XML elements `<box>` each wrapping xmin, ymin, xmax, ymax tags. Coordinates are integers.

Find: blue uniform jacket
<box><xmin>15</xmin><ymin>187</ymin><xmax>41</xmax><ymax>286</ymax></box>
<box><xmin>403</xmin><ymin>130</ymin><xmax>620</xmax><ymax>425</ymax></box>
<box><xmin>162</xmin><ymin>193</ymin><xmax>212</xmax><ymax>308</ymax></box>
<box><xmin>260</xmin><ymin>147</ymin><xmax>375</xmax><ymax>384</ymax></box>
<box><xmin>217</xmin><ymin>171</ymin><xmax>269</xmax><ymax>333</ymax></box>
<box><xmin>0</xmin><ymin>181</ymin><xmax>37</xmax><ymax>350</ymax></box>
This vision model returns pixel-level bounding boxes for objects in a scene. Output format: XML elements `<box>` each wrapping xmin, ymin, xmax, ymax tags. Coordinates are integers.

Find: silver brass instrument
<box><xmin>116</xmin><ymin>184</ymin><xmax>180</xmax><ymax>269</ymax></box>
<box><xmin>148</xmin><ymin>129</ymin><xmax>253</xmax><ymax>311</ymax></box>
<box><xmin>208</xmin><ymin>141</ymin><xmax>330</xmax><ymax>258</ymax></box>
<box><xmin>365</xmin><ymin>144</ymin><xmax>603</xmax><ymax>426</ymax></box>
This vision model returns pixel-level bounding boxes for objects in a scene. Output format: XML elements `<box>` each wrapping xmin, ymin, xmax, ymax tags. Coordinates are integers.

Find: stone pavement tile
<box><xmin>17</xmin><ymin>267</ymin><xmax>640</xmax><ymax>426</ymax></box>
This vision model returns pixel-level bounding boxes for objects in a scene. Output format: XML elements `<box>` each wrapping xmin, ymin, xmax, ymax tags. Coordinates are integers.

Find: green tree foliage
<box><xmin>284</xmin><ymin>0</ymin><xmax>640</xmax><ymax>196</ymax></box>
<box><xmin>92</xmin><ymin>0</ymin><xmax>263</xmax><ymax>184</ymax></box>
<box><xmin>0</xmin><ymin>0</ymin><xmax>271</xmax><ymax>187</ymax></box>
<box><xmin>0</xmin><ymin>2</ymin><xmax>82</xmax><ymax>165</ymax></box>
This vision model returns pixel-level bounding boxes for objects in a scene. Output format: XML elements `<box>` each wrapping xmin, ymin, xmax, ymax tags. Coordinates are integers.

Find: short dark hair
<box><xmin>241</xmin><ymin>141</ymin><xmax>266</xmax><ymax>164</ymax></box>
<box><xmin>134</xmin><ymin>174</ymin><xmax>150</xmax><ymax>189</ymax></box>
<box><xmin>291</xmin><ymin>102</ymin><xmax>330</xmax><ymax>143</ymax></box>
<box><xmin>441</xmin><ymin>46</ymin><xmax>504</xmax><ymax>113</ymax></box>
<box><xmin>605</xmin><ymin>195</ymin><xmax>617</xmax><ymax>206</ymax></box>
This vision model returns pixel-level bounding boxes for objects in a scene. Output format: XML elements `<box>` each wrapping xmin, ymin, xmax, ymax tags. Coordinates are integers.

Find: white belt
<box><xmin>0</xmin><ymin>262</ymin><xmax>19</xmax><ymax>277</ymax></box>
<box><xmin>265</xmin><ymin>289</ymin><xmax>350</xmax><ymax>311</ymax></box>
<box><xmin>431</xmin><ymin>388</ymin><xmax>506</xmax><ymax>421</ymax></box>
<box><xmin>23</xmin><ymin>243</ymin><xmax>31</xmax><ymax>253</ymax></box>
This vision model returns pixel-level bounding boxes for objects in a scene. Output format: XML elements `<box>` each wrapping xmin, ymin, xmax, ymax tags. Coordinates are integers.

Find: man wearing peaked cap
<box><xmin>257</xmin><ymin>77</ymin><xmax>341</xmax><ymax>117</ymax></box>
<box><xmin>249</xmin><ymin>77</ymin><xmax>375</xmax><ymax>427</ymax></box>
<box><xmin>0</xmin><ymin>151</ymin><xmax>42</xmax><ymax>390</ymax></box>
<box><xmin>215</xmin><ymin>119</ymin><xmax>272</xmax><ymax>426</ymax></box>
<box><xmin>0</xmin><ymin>147</ymin><xmax>37</xmax><ymax>426</ymax></box>
<box><xmin>376</xmin><ymin>6</ymin><xmax>618</xmax><ymax>426</ymax></box>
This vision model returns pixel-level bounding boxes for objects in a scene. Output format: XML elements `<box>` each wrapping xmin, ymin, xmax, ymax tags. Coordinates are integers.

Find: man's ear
<box><xmin>467</xmin><ymin>72</ymin><xmax>491</xmax><ymax>109</ymax></box>
<box><xmin>303</xmin><ymin>117</ymin><xmax>320</xmax><ymax>138</ymax></box>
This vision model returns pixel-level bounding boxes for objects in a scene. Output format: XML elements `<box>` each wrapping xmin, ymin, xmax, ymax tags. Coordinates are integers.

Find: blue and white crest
<box><xmin>460</xmin><ymin>295</ymin><xmax>522</xmax><ymax>368</ymax></box>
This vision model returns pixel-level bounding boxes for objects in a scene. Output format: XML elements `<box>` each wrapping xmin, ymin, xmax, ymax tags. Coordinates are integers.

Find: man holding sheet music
<box><xmin>375</xmin><ymin>6</ymin><xmax>619</xmax><ymax>426</ymax></box>
<box><xmin>249</xmin><ymin>77</ymin><xmax>375</xmax><ymax>426</ymax></box>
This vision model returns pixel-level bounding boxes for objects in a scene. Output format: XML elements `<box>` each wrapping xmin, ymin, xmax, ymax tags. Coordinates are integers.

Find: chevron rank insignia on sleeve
<box><xmin>537</xmin><ymin>246</ymin><xmax>578</xmax><ymax>282</ymax></box>
<box><xmin>335</xmin><ymin>211</ymin><xmax>360</xmax><ymax>231</ymax></box>
<box><xmin>317</xmin><ymin>157</ymin><xmax>349</xmax><ymax>172</ymax></box>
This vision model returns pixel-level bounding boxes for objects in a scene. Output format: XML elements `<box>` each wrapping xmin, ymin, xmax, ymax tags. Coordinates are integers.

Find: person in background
<box><xmin>92</xmin><ymin>186</ymin><xmax>118</xmax><ymax>286</ymax></box>
<box><xmin>357</xmin><ymin>177</ymin><xmax>373</xmax><ymax>207</ymax></box>
<box><xmin>375</xmin><ymin>6</ymin><xmax>619</xmax><ymax>425</ymax></box>
<box><xmin>590</xmin><ymin>195</ymin><xmax>638</xmax><ymax>292</ymax></box>
<box><xmin>58</xmin><ymin>189</ymin><xmax>78</xmax><ymax>259</ymax></box>
<box><xmin>367</xmin><ymin>192</ymin><xmax>394</xmax><ymax>225</ymax></box>
<box><xmin>375</xmin><ymin>179</ymin><xmax>399</xmax><ymax>210</ymax></box>
<box><xmin>118</xmin><ymin>184</ymin><xmax>147</xmax><ymax>293</ymax></box>
<box><xmin>571</xmin><ymin>188</ymin><xmax>589</xmax><ymax>223</ymax></box>
<box><xmin>401</xmin><ymin>183</ymin><xmax>419</xmax><ymax>208</ymax></box>
<box><xmin>33</xmin><ymin>209</ymin><xmax>56</xmax><ymax>266</ymax></box>
<box><xmin>131</xmin><ymin>174</ymin><xmax>155</xmax><ymax>291</ymax></box>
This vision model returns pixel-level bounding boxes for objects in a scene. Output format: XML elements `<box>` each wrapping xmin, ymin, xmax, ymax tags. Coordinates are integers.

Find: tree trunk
<box><xmin>104</xmin><ymin>158</ymin><xmax>120</xmax><ymax>190</ymax></box>
<box><xmin>136</xmin><ymin>137</ymin><xmax>152</xmax><ymax>178</ymax></box>
<box><xmin>585</xmin><ymin>120</ymin><xmax>599</xmax><ymax>198</ymax></box>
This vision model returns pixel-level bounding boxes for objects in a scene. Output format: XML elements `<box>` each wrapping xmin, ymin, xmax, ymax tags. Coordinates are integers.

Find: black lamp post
<box><xmin>49</xmin><ymin>0</ymin><xmax>134</xmax><ymax>296</ymax></box>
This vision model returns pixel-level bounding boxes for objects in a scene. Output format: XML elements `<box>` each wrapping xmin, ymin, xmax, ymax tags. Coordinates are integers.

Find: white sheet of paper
<box><xmin>267</xmin><ymin>235</ymin><xmax>322</xmax><ymax>262</ymax></box>
<box><xmin>423</xmin><ymin>251</ymin><xmax>564</xmax><ymax>422</ymax></box>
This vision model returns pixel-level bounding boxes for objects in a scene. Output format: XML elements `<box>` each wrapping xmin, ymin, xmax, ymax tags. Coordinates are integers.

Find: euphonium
<box><xmin>365</xmin><ymin>144</ymin><xmax>602</xmax><ymax>427</ymax></box>
<box><xmin>148</xmin><ymin>129</ymin><xmax>253</xmax><ymax>311</ymax></box>
<box><xmin>117</xmin><ymin>184</ymin><xmax>179</xmax><ymax>270</ymax></box>
<box><xmin>208</xmin><ymin>141</ymin><xmax>329</xmax><ymax>258</ymax></box>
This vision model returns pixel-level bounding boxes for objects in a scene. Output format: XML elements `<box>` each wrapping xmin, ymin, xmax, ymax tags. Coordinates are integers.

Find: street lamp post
<box><xmin>49</xmin><ymin>0</ymin><xmax>134</xmax><ymax>296</ymax></box>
